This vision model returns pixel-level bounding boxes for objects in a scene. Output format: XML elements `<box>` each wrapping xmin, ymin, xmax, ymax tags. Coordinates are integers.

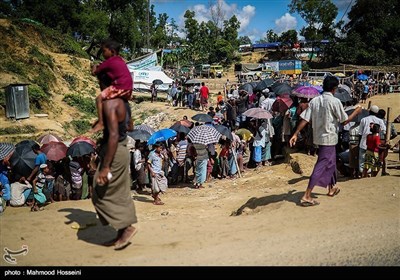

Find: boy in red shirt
<box><xmin>200</xmin><ymin>82</ymin><xmax>209</xmax><ymax>112</ymax></box>
<box><xmin>363</xmin><ymin>123</ymin><xmax>381</xmax><ymax>177</ymax></box>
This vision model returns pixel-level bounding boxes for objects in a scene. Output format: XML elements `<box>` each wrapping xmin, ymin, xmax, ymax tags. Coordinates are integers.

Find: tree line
<box><xmin>1</xmin><ymin>0</ymin><xmax>399</xmax><ymax>66</ymax></box>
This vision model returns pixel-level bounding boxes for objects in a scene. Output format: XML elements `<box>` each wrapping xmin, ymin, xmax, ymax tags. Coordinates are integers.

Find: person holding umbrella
<box><xmin>22</xmin><ymin>143</ymin><xmax>47</xmax><ymax>184</ymax></box>
<box><xmin>289</xmin><ymin>76</ymin><xmax>362</xmax><ymax>207</ymax></box>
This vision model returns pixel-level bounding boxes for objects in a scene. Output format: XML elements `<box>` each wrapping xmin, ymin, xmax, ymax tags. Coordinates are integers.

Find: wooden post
<box><xmin>382</xmin><ymin>107</ymin><xmax>391</xmax><ymax>175</ymax></box>
<box><xmin>367</xmin><ymin>101</ymin><xmax>372</xmax><ymax>109</ymax></box>
<box><xmin>231</xmin><ymin>147</ymin><xmax>241</xmax><ymax>178</ymax></box>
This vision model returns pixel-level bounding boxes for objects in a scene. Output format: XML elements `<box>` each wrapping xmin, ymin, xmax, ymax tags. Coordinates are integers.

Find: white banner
<box><xmin>127</xmin><ymin>53</ymin><xmax>158</xmax><ymax>70</ymax></box>
<box><xmin>132</xmin><ymin>70</ymin><xmax>173</xmax><ymax>91</ymax></box>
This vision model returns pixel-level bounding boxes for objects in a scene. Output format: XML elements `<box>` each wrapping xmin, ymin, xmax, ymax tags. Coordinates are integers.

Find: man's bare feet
<box><xmin>114</xmin><ymin>226</ymin><xmax>137</xmax><ymax>250</ymax></box>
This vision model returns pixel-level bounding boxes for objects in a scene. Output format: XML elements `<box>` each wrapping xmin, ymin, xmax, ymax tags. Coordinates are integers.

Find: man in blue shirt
<box><xmin>24</xmin><ymin>143</ymin><xmax>47</xmax><ymax>183</ymax></box>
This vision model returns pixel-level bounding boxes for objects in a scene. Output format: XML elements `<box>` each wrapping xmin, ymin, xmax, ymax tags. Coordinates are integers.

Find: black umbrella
<box><xmin>67</xmin><ymin>141</ymin><xmax>95</xmax><ymax>158</ymax></box>
<box><xmin>170</xmin><ymin>123</ymin><xmax>191</xmax><ymax>134</ymax></box>
<box><xmin>10</xmin><ymin>143</ymin><xmax>36</xmax><ymax>177</ymax></box>
<box><xmin>128</xmin><ymin>129</ymin><xmax>152</xmax><ymax>142</ymax></box>
<box><xmin>254</xmin><ymin>79</ymin><xmax>274</xmax><ymax>92</ymax></box>
<box><xmin>153</xmin><ymin>79</ymin><xmax>163</xmax><ymax>85</ymax></box>
<box><xmin>192</xmin><ymin>113</ymin><xmax>213</xmax><ymax>123</ymax></box>
<box><xmin>335</xmin><ymin>89</ymin><xmax>353</xmax><ymax>103</ymax></box>
<box><xmin>214</xmin><ymin>125</ymin><xmax>233</xmax><ymax>141</ymax></box>
<box><xmin>271</xmin><ymin>82</ymin><xmax>292</xmax><ymax>96</ymax></box>
<box><xmin>134</xmin><ymin>124</ymin><xmax>155</xmax><ymax>135</ymax></box>
<box><xmin>346</xmin><ymin>108</ymin><xmax>369</xmax><ymax>123</ymax></box>
<box><xmin>238</xmin><ymin>83</ymin><xmax>253</xmax><ymax>94</ymax></box>
<box><xmin>15</xmin><ymin>139</ymin><xmax>38</xmax><ymax>148</ymax></box>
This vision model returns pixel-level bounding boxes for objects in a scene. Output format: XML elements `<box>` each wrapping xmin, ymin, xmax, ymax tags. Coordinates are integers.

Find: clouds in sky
<box><xmin>187</xmin><ymin>0</ymin><xmax>255</xmax><ymax>31</ymax></box>
<box><xmin>274</xmin><ymin>13</ymin><xmax>297</xmax><ymax>34</ymax></box>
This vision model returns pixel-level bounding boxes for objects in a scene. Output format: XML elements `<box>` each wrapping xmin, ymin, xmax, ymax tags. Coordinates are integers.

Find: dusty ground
<box><xmin>0</xmin><ymin>93</ymin><xmax>399</xmax><ymax>267</ymax></box>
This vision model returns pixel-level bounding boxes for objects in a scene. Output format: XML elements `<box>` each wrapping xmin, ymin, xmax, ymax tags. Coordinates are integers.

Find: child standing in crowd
<box><xmin>31</xmin><ymin>164</ymin><xmax>49</xmax><ymax>211</ymax></box>
<box><xmin>148</xmin><ymin>143</ymin><xmax>168</xmax><ymax>205</ymax></box>
<box><xmin>363</xmin><ymin>123</ymin><xmax>381</xmax><ymax>178</ymax></box>
<box><xmin>90</xmin><ymin>39</ymin><xmax>133</xmax><ymax>133</ymax></box>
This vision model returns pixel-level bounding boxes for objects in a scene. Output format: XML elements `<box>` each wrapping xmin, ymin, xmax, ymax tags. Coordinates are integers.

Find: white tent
<box><xmin>131</xmin><ymin>70</ymin><xmax>173</xmax><ymax>91</ymax></box>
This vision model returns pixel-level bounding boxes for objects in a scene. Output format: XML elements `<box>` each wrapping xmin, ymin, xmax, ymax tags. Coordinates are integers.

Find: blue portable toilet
<box><xmin>5</xmin><ymin>83</ymin><xmax>30</xmax><ymax>120</ymax></box>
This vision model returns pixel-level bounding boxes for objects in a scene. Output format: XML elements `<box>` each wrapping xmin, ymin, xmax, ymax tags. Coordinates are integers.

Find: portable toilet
<box><xmin>5</xmin><ymin>83</ymin><xmax>30</xmax><ymax>120</ymax></box>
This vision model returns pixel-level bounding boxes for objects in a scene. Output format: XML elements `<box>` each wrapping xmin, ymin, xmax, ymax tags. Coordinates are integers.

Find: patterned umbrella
<box><xmin>192</xmin><ymin>113</ymin><xmax>213</xmax><ymax>123</ymax></box>
<box><xmin>187</xmin><ymin>125</ymin><xmax>221</xmax><ymax>145</ymax></box>
<box><xmin>292</xmin><ymin>86</ymin><xmax>320</xmax><ymax>99</ymax></box>
<box><xmin>0</xmin><ymin>143</ymin><xmax>15</xmax><ymax>161</ymax></box>
<box><xmin>243</xmin><ymin>108</ymin><xmax>273</xmax><ymax>119</ymax></box>
<box><xmin>67</xmin><ymin>142</ymin><xmax>95</xmax><ymax>158</ymax></box>
<box><xmin>128</xmin><ymin>129</ymin><xmax>151</xmax><ymax>142</ymax></box>
<box><xmin>38</xmin><ymin>133</ymin><xmax>63</xmax><ymax>145</ymax></box>
<box><xmin>70</xmin><ymin>136</ymin><xmax>96</xmax><ymax>148</ymax></box>
<box><xmin>148</xmin><ymin>128</ymin><xmax>177</xmax><ymax>145</ymax></box>
<box><xmin>41</xmin><ymin>141</ymin><xmax>68</xmax><ymax>161</ymax></box>
<box><xmin>134</xmin><ymin>124</ymin><xmax>155</xmax><ymax>135</ymax></box>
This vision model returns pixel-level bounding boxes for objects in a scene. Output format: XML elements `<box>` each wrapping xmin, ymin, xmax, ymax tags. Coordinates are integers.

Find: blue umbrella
<box><xmin>357</xmin><ymin>74</ymin><xmax>368</xmax><ymax>81</ymax></box>
<box><xmin>148</xmin><ymin>128</ymin><xmax>177</xmax><ymax>145</ymax></box>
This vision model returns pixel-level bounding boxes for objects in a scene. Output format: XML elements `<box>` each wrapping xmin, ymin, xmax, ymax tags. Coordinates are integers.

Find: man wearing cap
<box><xmin>358</xmin><ymin>105</ymin><xmax>386</xmax><ymax>174</ymax></box>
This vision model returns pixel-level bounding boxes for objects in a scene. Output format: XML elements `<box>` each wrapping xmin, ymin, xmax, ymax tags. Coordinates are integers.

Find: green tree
<box><xmin>238</xmin><ymin>36</ymin><xmax>252</xmax><ymax>45</ymax></box>
<box><xmin>266</xmin><ymin>29</ymin><xmax>279</xmax><ymax>42</ymax></box>
<box><xmin>289</xmin><ymin>0</ymin><xmax>339</xmax><ymax>61</ymax></box>
<box><xmin>279</xmin><ymin>29</ymin><xmax>298</xmax><ymax>45</ymax></box>
<box><xmin>335</xmin><ymin>0</ymin><xmax>400</xmax><ymax>65</ymax></box>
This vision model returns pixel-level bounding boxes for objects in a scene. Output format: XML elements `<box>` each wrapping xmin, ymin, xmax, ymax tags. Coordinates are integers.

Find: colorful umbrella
<box><xmin>357</xmin><ymin>74</ymin><xmax>368</xmax><ymax>81</ymax></box>
<box><xmin>187</xmin><ymin>125</ymin><xmax>221</xmax><ymax>145</ymax></box>
<box><xmin>236</xmin><ymin>128</ymin><xmax>253</xmax><ymax>142</ymax></box>
<box><xmin>272</xmin><ymin>96</ymin><xmax>293</xmax><ymax>113</ymax></box>
<box><xmin>292</xmin><ymin>86</ymin><xmax>320</xmax><ymax>99</ymax></box>
<box><xmin>243</xmin><ymin>108</ymin><xmax>273</xmax><ymax>119</ymax></box>
<box><xmin>41</xmin><ymin>141</ymin><xmax>68</xmax><ymax>161</ymax></box>
<box><xmin>38</xmin><ymin>133</ymin><xmax>63</xmax><ymax>145</ymax></box>
<box><xmin>148</xmin><ymin>128</ymin><xmax>177</xmax><ymax>145</ymax></box>
<box><xmin>71</xmin><ymin>136</ymin><xmax>96</xmax><ymax>148</ymax></box>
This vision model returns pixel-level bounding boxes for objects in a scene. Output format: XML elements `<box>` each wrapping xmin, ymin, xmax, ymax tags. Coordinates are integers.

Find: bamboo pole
<box><xmin>231</xmin><ymin>147</ymin><xmax>241</xmax><ymax>178</ymax></box>
<box><xmin>367</xmin><ymin>101</ymin><xmax>372</xmax><ymax>109</ymax></box>
<box><xmin>382</xmin><ymin>107</ymin><xmax>391</xmax><ymax>175</ymax></box>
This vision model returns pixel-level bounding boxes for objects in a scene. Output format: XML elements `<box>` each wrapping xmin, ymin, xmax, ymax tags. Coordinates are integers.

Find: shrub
<box><xmin>63</xmin><ymin>94</ymin><xmax>96</xmax><ymax>116</ymax></box>
<box><xmin>71</xmin><ymin>119</ymin><xmax>91</xmax><ymax>134</ymax></box>
<box><xmin>0</xmin><ymin>125</ymin><xmax>37</xmax><ymax>135</ymax></box>
<box><xmin>28</xmin><ymin>46</ymin><xmax>54</xmax><ymax>69</ymax></box>
<box><xmin>29</xmin><ymin>84</ymin><xmax>51</xmax><ymax>111</ymax></box>
<box><xmin>63</xmin><ymin>74</ymin><xmax>78</xmax><ymax>90</ymax></box>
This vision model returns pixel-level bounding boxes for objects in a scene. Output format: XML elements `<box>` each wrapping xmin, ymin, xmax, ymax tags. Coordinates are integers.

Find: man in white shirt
<box><xmin>10</xmin><ymin>181</ymin><xmax>32</xmax><ymax>207</ymax></box>
<box><xmin>290</xmin><ymin>76</ymin><xmax>361</xmax><ymax>207</ymax></box>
